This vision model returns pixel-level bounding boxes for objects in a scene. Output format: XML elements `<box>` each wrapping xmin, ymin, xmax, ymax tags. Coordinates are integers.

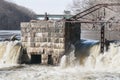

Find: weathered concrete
<box><xmin>21</xmin><ymin>20</ymin><xmax>80</xmax><ymax>65</ymax></box>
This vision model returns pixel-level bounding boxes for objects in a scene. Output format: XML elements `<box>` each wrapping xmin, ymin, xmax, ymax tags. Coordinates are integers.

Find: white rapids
<box><xmin>0</xmin><ymin>41</ymin><xmax>22</xmax><ymax>68</ymax></box>
<box><xmin>0</xmin><ymin>40</ymin><xmax>120</xmax><ymax>80</ymax></box>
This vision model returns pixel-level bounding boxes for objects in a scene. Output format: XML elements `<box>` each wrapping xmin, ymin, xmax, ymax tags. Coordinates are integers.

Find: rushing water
<box><xmin>0</xmin><ymin>40</ymin><xmax>120</xmax><ymax>80</ymax></box>
<box><xmin>0</xmin><ymin>31</ymin><xmax>120</xmax><ymax>80</ymax></box>
<box><xmin>0</xmin><ymin>41</ymin><xmax>22</xmax><ymax>68</ymax></box>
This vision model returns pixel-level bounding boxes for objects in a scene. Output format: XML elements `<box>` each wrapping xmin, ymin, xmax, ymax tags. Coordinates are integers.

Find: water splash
<box><xmin>60</xmin><ymin>40</ymin><xmax>120</xmax><ymax>72</ymax></box>
<box><xmin>0</xmin><ymin>40</ymin><xmax>120</xmax><ymax>80</ymax></box>
<box><xmin>0</xmin><ymin>41</ymin><xmax>22</xmax><ymax>65</ymax></box>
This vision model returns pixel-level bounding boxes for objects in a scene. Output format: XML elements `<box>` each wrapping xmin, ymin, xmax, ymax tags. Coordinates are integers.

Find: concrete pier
<box><xmin>21</xmin><ymin>20</ymin><xmax>80</xmax><ymax>65</ymax></box>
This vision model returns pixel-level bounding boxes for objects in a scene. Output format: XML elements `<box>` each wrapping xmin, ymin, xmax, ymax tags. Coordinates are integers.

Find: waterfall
<box><xmin>0</xmin><ymin>41</ymin><xmax>22</xmax><ymax>65</ymax></box>
<box><xmin>60</xmin><ymin>40</ymin><xmax>120</xmax><ymax>71</ymax></box>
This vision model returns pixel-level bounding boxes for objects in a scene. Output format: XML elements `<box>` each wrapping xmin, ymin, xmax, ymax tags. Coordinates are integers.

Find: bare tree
<box><xmin>70</xmin><ymin>0</ymin><xmax>120</xmax><ymax>14</ymax></box>
<box><xmin>69</xmin><ymin>0</ymin><xmax>120</xmax><ymax>30</ymax></box>
<box><xmin>70</xmin><ymin>0</ymin><xmax>88</xmax><ymax>14</ymax></box>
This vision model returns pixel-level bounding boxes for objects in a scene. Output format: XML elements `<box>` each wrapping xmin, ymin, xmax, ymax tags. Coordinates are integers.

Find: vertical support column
<box><xmin>103</xmin><ymin>8</ymin><xmax>106</xmax><ymax>18</ymax></box>
<box><xmin>80</xmin><ymin>23</ymin><xmax>81</xmax><ymax>40</ymax></box>
<box><xmin>100</xmin><ymin>22</ymin><xmax>105</xmax><ymax>53</ymax></box>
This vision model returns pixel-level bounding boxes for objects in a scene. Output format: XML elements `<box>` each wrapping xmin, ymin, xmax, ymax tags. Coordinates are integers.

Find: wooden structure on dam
<box><xmin>21</xmin><ymin>3</ymin><xmax>120</xmax><ymax>65</ymax></box>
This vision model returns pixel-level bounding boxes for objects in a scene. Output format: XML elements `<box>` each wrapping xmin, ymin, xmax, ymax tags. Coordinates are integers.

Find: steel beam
<box><xmin>100</xmin><ymin>23</ymin><xmax>105</xmax><ymax>53</ymax></box>
<box><xmin>70</xmin><ymin>3</ymin><xmax>120</xmax><ymax>20</ymax></box>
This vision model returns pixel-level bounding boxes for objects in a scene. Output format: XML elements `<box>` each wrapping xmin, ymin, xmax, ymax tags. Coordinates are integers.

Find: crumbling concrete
<box><xmin>21</xmin><ymin>20</ymin><xmax>80</xmax><ymax>65</ymax></box>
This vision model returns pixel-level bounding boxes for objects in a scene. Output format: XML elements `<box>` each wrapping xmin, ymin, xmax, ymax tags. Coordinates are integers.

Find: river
<box><xmin>0</xmin><ymin>30</ymin><xmax>120</xmax><ymax>80</ymax></box>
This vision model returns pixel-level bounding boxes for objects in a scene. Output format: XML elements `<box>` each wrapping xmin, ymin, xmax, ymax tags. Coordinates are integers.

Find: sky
<box><xmin>9</xmin><ymin>0</ymin><xmax>73</xmax><ymax>14</ymax></box>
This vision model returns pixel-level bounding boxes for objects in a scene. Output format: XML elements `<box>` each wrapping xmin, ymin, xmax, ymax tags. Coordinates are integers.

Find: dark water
<box><xmin>0</xmin><ymin>30</ymin><xmax>20</xmax><ymax>41</ymax></box>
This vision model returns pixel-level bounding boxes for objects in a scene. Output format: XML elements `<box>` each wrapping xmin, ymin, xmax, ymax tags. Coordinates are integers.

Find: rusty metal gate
<box><xmin>68</xmin><ymin>3</ymin><xmax>120</xmax><ymax>53</ymax></box>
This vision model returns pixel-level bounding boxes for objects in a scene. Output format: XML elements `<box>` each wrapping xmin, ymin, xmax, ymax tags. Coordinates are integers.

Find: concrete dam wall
<box><xmin>21</xmin><ymin>20</ymin><xmax>80</xmax><ymax>65</ymax></box>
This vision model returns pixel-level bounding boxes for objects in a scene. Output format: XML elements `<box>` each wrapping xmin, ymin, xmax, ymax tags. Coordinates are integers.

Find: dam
<box><xmin>21</xmin><ymin>20</ymin><xmax>80</xmax><ymax>65</ymax></box>
<box><xmin>21</xmin><ymin>3</ymin><xmax>120</xmax><ymax>65</ymax></box>
<box><xmin>1</xmin><ymin>3</ymin><xmax>120</xmax><ymax>80</ymax></box>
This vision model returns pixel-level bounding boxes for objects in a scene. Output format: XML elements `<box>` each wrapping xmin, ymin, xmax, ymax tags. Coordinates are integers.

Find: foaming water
<box><xmin>0</xmin><ymin>40</ymin><xmax>120</xmax><ymax>80</ymax></box>
<box><xmin>0</xmin><ymin>64</ymin><xmax>120</xmax><ymax>80</ymax></box>
<box><xmin>84</xmin><ymin>42</ymin><xmax>120</xmax><ymax>72</ymax></box>
<box><xmin>0</xmin><ymin>41</ymin><xmax>22</xmax><ymax>67</ymax></box>
<box><xmin>60</xmin><ymin>40</ymin><xmax>120</xmax><ymax>72</ymax></box>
